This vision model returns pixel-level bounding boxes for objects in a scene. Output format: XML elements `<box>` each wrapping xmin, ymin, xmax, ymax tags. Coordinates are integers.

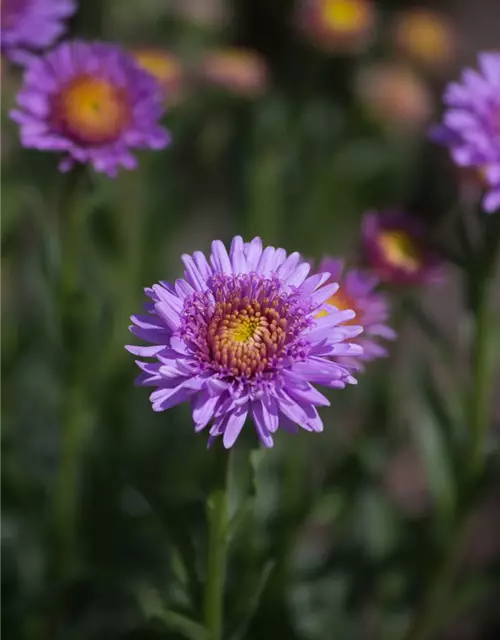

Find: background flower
<box><xmin>1</xmin><ymin>0</ymin><xmax>77</xmax><ymax>63</ymax></box>
<box><xmin>128</xmin><ymin>237</ymin><xmax>363</xmax><ymax>448</ymax></box>
<box><xmin>10</xmin><ymin>40</ymin><xmax>170</xmax><ymax>176</ymax></box>
<box><xmin>393</xmin><ymin>8</ymin><xmax>457</xmax><ymax>71</ymax></box>
<box><xmin>361</xmin><ymin>211</ymin><xmax>443</xmax><ymax>285</ymax></box>
<box><xmin>199</xmin><ymin>48</ymin><xmax>269</xmax><ymax>97</ymax></box>
<box><xmin>355</xmin><ymin>61</ymin><xmax>434</xmax><ymax>133</ymax></box>
<box><xmin>133</xmin><ymin>49</ymin><xmax>185</xmax><ymax>104</ymax></box>
<box><xmin>297</xmin><ymin>0</ymin><xmax>376</xmax><ymax>53</ymax></box>
<box><xmin>314</xmin><ymin>257</ymin><xmax>396</xmax><ymax>367</ymax></box>
<box><xmin>431</xmin><ymin>52</ymin><xmax>500</xmax><ymax>213</ymax></box>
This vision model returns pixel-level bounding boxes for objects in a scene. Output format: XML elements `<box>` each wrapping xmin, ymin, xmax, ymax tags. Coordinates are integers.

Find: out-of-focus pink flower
<box><xmin>200</xmin><ymin>48</ymin><xmax>269</xmax><ymax>98</ymax></box>
<box><xmin>356</xmin><ymin>62</ymin><xmax>434</xmax><ymax>133</ymax></box>
<box><xmin>297</xmin><ymin>0</ymin><xmax>376</xmax><ymax>53</ymax></box>
<box><xmin>361</xmin><ymin>211</ymin><xmax>442</xmax><ymax>286</ymax></box>
<box><xmin>393</xmin><ymin>8</ymin><xmax>457</xmax><ymax>71</ymax></box>
<box><xmin>173</xmin><ymin>0</ymin><xmax>229</xmax><ymax>28</ymax></box>
<box><xmin>133</xmin><ymin>49</ymin><xmax>185</xmax><ymax>104</ymax></box>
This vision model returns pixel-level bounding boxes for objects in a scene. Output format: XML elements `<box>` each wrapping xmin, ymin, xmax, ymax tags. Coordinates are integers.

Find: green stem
<box><xmin>403</xmin><ymin>263</ymin><xmax>494</xmax><ymax>640</ymax></box>
<box><xmin>204</xmin><ymin>447</ymin><xmax>231</xmax><ymax>640</ymax></box>
<box><xmin>469</xmin><ymin>280</ymin><xmax>492</xmax><ymax>478</ymax></box>
<box><xmin>53</xmin><ymin>168</ymin><xmax>88</xmax><ymax>577</ymax></box>
<box><xmin>54</xmin><ymin>387</ymin><xmax>86</xmax><ymax>575</ymax></box>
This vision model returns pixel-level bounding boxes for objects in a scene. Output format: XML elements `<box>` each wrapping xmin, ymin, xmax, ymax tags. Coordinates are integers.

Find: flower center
<box><xmin>321</xmin><ymin>0</ymin><xmax>367</xmax><ymax>32</ymax></box>
<box><xmin>208</xmin><ymin>299</ymin><xmax>287</xmax><ymax>377</ymax></box>
<box><xmin>52</xmin><ymin>74</ymin><xmax>130</xmax><ymax>145</ymax></box>
<box><xmin>181</xmin><ymin>274</ymin><xmax>312</xmax><ymax>381</ymax></box>
<box><xmin>378</xmin><ymin>230</ymin><xmax>421</xmax><ymax>273</ymax></box>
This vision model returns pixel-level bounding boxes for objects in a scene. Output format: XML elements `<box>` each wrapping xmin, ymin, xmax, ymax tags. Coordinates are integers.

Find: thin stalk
<box><xmin>403</xmin><ymin>252</ymin><xmax>495</xmax><ymax>640</ymax></box>
<box><xmin>468</xmin><ymin>280</ymin><xmax>492</xmax><ymax>477</ymax></box>
<box><xmin>54</xmin><ymin>387</ymin><xmax>86</xmax><ymax>575</ymax></box>
<box><xmin>53</xmin><ymin>168</ymin><xmax>88</xmax><ymax>577</ymax></box>
<box><xmin>204</xmin><ymin>447</ymin><xmax>231</xmax><ymax>640</ymax></box>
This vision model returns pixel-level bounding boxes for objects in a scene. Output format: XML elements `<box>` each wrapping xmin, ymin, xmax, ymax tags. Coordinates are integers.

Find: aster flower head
<box><xmin>200</xmin><ymin>48</ymin><xmax>269</xmax><ymax>98</ymax></box>
<box><xmin>127</xmin><ymin>237</ymin><xmax>364</xmax><ymax>449</ymax></box>
<box><xmin>432</xmin><ymin>52</ymin><xmax>500</xmax><ymax>213</ymax></box>
<box><xmin>1</xmin><ymin>0</ymin><xmax>76</xmax><ymax>62</ymax></box>
<box><xmin>362</xmin><ymin>211</ymin><xmax>442</xmax><ymax>285</ymax></box>
<box><xmin>297</xmin><ymin>0</ymin><xmax>375</xmax><ymax>54</ymax></box>
<box><xmin>314</xmin><ymin>258</ymin><xmax>396</xmax><ymax>368</ymax></box>
<box><xmin>10</xmin><ymin>40</ymin><xmax>170</xmax><ymax>177</ymax></box>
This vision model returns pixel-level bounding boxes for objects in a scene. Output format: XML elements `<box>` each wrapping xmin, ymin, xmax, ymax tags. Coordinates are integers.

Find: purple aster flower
<box><xmin>362</xmin><ymin>211</ymin><xmax>443</xmax><ymax>285</ymax></box>
<box><xmin>1</xmin><ymin>0</ymin><xmax>77</xmax><ymax>63</ymax></box>
<box><xmin>127</xmin><ymin>237</ymin><xmax>364</xmax><ymax>449</ymax></box>
<box><xmin>10</xmin><ymin>40</ymin><xmax>170</xmax><ymax>177</ymax></box>
<box><xmin>432</xmin><ymin>51</ymin><xmax>500</xmax><ymax>213</ymax></box>
<box><xmin>314</xmin><ymin>257</ymin><xmax>396</xmax><ymax>368</ymax></box>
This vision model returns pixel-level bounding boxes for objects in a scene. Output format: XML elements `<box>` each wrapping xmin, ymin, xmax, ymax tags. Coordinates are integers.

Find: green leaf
<box><xmin>137</xmin><ymin>585</ymin><xmax>208</xmax><ymax>640</ymax></box>
<box><xmin>228</xmin><ymin>560</ymin><xmax>275</xmax><ymax>640</ymax></box>
<box><xmin>412</xmin><ymin>403</ymin><xmax>457</xmax><ymax>522</ymax></box>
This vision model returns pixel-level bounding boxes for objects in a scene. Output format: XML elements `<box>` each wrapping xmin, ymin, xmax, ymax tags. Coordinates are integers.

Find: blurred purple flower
<box><xmin>314</xmin><ymin>258</ymin><xmax>396</xmax><ymax>368</ymax></box>
<box><xmin>1</xmin><ymin>0</ymin><xmax>77</xmax><ymax>63</ymax></box>
<box><xmin>127</xmin><ymin>237</ymin><xmax>364</xmax><ymax>449</ymax></box>
<box><xmin>432</xmin><ymin>52</ymin><xmax>500</xmax><ymax>213</ymax></box>
<box><xmin>10</xmin><ymin>40</ymin><xmax>170</xmax><ymax>177</ymax></box>
<box><xmin>362</xmin><ymin>211</ymin><xmax>442</xmax><ymax>285</ymax></box>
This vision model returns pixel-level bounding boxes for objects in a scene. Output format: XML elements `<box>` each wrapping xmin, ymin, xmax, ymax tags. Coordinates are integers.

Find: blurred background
<box><xmin>2</xmin><ymin>1</ymin><xmax>500</xmax><ymax>638</ymax></box>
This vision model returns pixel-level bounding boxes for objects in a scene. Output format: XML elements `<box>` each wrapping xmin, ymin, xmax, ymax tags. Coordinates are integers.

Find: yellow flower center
<box><xmin>54</xmin><ymin>75</ymin><xmax>130</xmax><ymax>144</ymax></box>
<box><xmin>134</xmin><ymin>50</ymin><xmax>180</xmax><ymax>88</ymax></box>
<box><xmin>208</xmin><ymin>298</ymin><xmax>287</xmax><ymax>378</ymax></box>
<box><xmin>321</xmin><ymin>0</ymin><xmax>368</xmax><ymax>32</ymax></box>
<box><xmin>378</xmin><ymin>230</ymin><xmax>421</xmax><ymax>272</ymax></box>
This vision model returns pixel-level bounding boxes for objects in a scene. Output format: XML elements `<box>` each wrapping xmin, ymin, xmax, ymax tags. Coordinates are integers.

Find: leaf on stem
<box><xmin>137</xmin><ymin>585</ymin><xmax>208</xmax><ymax>640</ymax></box>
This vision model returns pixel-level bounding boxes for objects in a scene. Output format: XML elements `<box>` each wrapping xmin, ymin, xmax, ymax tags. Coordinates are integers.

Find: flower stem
<box><xmin>54</xmin><ymin>387</ymin><xmax>86</xmax><ymax>576</ymax></box>
<box><xmin>403</xmin><ymin>249</ymin><xmax>495</xmax><ymax>640</ymax></box>
<box><xmin>53</xmin><ymin>168</ymin><xmax>88</xmax><ymax>577</ymax></box>
<box><xmin>468</xmin><ymin>279</ymin><xmax>492</xmax><ymax>478</ymax></box>
<box><xmin>204</xmin><ymin>447</ymin><xmax>231</xmax><ymax>640</ymax></box>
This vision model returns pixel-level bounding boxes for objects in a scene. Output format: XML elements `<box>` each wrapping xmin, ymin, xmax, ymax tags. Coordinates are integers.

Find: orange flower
<box><xmin>393</xmin><ymin>8</ymin><xmax>456</xmax><ymax>69</ymax></box>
